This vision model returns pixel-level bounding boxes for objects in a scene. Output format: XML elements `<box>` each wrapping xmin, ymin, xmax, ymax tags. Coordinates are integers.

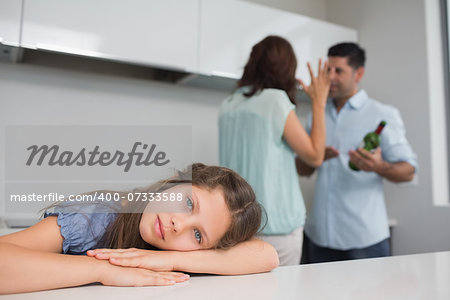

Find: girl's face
<box><xmin>139</xmin><ymin>185</ymin><xmax>232</xmax><ymax>251</ymax></box>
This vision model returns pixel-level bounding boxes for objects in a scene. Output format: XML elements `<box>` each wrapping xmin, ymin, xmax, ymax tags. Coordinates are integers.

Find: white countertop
<box><xmin>2</xmin><ymin>251</ymin><xmax>449</xmax><ymax>300</ymax></box>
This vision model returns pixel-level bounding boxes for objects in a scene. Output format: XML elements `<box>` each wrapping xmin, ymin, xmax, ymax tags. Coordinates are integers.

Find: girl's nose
<box><xmin>170</xmin><ymin>214</ymin><xmax>187</xmax><ymax>234</ymax></box>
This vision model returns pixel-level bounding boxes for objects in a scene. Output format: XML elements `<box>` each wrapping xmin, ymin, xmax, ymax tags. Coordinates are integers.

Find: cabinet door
<box><xmin>0</xmin><ymin>0</ymin><xmax>22</xmax><ymax>46</ymax></box>
<box><xmin>199</xmin><ymin>0</ymin><xmax>357</xmax><ymax>82</ymax></box>
<box><xmin>21</xmin><ymin>0</ymin><xmax>199</xmax><ymax>72</ymax></box>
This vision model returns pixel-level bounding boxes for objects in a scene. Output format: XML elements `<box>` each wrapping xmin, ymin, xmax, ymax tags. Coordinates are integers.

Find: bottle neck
<box><xmin>375</xmin><ymin>122</ymin><xmax>386</xmax><ymax>135</ymax></box>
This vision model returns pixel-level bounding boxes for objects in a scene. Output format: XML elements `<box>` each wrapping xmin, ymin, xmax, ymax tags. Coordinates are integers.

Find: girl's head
<box><xmin>104</xmin><ymin>163</ymin><xmax>261</xmax><ymax>251</ymax></box>
<box><xmin>238</xmin><ymin>35</ymin><xmax>298</xmax><ymax>104</ymax></box>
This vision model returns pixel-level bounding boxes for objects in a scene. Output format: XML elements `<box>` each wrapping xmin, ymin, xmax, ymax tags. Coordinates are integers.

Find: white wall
<box><xmin>322</xmin><ymin>0</ymin><xmax>450</xmax><ymax>255</ymax></box>
<box><xmin>0</xmin><ymin>0</ymin><xmax>329</xmax><ymax>221</ymax></box>
<box><xmin>0</xmin><ymin>62</ymin><xmax>227</xmax><ymax>218</ymax></box>
<box><xmin>244</xmin><ymin>0</ymin><xmax>327</xmax><ymax>20</ymax></box>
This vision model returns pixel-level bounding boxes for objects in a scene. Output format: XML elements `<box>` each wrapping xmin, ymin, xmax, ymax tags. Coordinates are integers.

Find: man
<box><xmin>297</xmin><ymin>42</ymin><xmax>418</xmax><ymax>264</ymax></box>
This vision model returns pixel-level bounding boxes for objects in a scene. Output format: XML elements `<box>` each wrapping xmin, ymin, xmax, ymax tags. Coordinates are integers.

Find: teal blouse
<box><xmin>219</xmin><ymin>88</ymin><xmax>305</xmax><ymax>235</ymax></box>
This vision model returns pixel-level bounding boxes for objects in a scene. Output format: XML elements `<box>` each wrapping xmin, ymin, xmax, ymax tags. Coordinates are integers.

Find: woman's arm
<box><xmin>284</xmin><ymin>109</ymin><xmax>325</xmax><ymax>167</ymax></box>
<box><xmin>89</xmin><ymin>238</ymin><xmax>279</xmax><ymax>275</ymax></box>
<box><xmin>0</xmin><ymin>217</ymin><xmax>187</xmax><ymax>294</ymax></box>
<box><xmin>283</xmin><ymin>60</ymin><xmax>330</xmax><ymax>167</ymax></box>
<box><xmin>296</xmin><ymin>146</ymin><xmax>340</xmax><ymax>176</ymax></box>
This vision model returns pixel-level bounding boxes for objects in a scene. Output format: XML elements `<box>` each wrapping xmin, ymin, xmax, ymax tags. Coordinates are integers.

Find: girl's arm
<box><xmin>89</xmin><ymin>238</ymin><xmax>279</xmax><ymax>275</ymax></box>
<box><xmin>171</xmin><ymin>239</ymin><xmax>279</xmax><ymax>275</ymax></box>
<box><xmin>0</xmin><ymin>217</ymin><xmax>187</xmax><ymax>294</ymax></box>
<box><xmin>0</xmin><ymin>242</ymin><xmax>104</xmax><ymax>294</ymax></box>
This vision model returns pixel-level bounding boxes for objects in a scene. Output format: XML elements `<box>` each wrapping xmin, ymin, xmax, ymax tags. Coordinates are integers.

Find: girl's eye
<box><xmin>194</xmin><ymin>229</ymin><xmax>202</xmax><ymax>243</ymax></box>
<box><xmin>186</xmin><ymin>197</ymin><xmax>193</xmax><ymax>211</ymax></box>
<box><xmin>186</xmin><ymin>197</ymin><xmax>201</xmax><ymax>243</ymax></box>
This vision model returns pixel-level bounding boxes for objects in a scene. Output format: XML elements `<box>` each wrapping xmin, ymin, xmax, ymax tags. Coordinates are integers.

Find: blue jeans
<box><xmin>300</xmin><ymin>233</ymin><xmax>390</xmax><ymax>264</ymax></box>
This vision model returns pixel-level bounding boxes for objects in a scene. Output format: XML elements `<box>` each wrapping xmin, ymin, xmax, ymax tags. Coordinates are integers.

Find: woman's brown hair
<box><xmin>238</xmin><ymin>35</ymin><xmax>298</xmax><ymax>104</ymax></box>
<box><xmin>99</xmin><ymin>163</ymin><xmax>262</xmax><ymax>250</ymax></box>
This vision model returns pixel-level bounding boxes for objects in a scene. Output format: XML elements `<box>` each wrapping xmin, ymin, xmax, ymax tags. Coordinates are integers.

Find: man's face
<box><xmin>327</xmin><ymin>56</ymin><xmax>363</xmax><ymax>100</ymax></box>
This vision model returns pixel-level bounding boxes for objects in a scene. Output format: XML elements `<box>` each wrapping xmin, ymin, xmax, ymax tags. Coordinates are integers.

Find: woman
<box><xmin>219</xmin><ymin>35</ymin><xmax>329</xmax><ymax>265</ymax></box>
<box><xmin>0</xmin><ymin>163</ymin><xmax>278</xmax><ymax>294</ymax></box>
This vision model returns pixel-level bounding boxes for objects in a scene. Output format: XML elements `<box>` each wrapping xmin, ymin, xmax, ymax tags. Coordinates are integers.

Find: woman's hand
<box><xmin>99</xmin><ymin>260</ymin><xmax>189</xmax><ymax>287</ymax></box>
<box><xmin>88</xmin><ymin>248</ymin><xmax>175</xmax><ymax>272</ymax></box>
<box><xmin>297</xmin><ymin>59</ymin><xmax>330</xmax><ymax>109</ymax></box>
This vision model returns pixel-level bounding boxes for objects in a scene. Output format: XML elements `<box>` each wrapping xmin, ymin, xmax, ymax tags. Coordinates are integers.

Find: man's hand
<box><xmin>296</xmin><ymin>146</ymin><xmax>339</xmax><ymax>176</ymax></box>
<box><xmin>324</xmin><ymin>146</ymin><xmax>339</xmax><ymax>161</ymax></box>
<box><xmin>348</xmin><ymin>147</ymin><xmax>385</xmax><ymax>172</ymax></box>
<box><xmin>348</xmin><ymin>147</ymin><xmax>416</xmax><ymax>182</ymax></box>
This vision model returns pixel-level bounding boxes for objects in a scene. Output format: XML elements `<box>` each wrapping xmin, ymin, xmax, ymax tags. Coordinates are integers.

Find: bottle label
<box><xmin>357</xmin><ymin>141</ymin><xmax>377</xmax><ymax>153</ymax></box>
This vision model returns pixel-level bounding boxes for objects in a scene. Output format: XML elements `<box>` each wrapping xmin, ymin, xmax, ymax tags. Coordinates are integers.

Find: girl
<box><xmin>0</xmin><ymin>163</ymin><xmax>279</xmax><ymax>294</ymax></box>
<box><xmin>219</xmin><ymin>35</ymin><xmax>330</xmax><ymax>265</ymax></box>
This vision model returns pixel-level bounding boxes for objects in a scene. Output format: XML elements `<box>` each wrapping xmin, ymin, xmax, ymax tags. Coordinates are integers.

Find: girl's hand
<box><xmin>88</xmin><ymin>248</ymin><xmax>175</xmax><ymax>272</ymax></box>
<box><xmin>99</xmin><ymin>261</ymin><xmax>189</xmax><ymax>287</ymax></box>
<box><xmin>297</xmin><ymin>59</ymin><xmax>330</xmax><ymax>109</ymax></box>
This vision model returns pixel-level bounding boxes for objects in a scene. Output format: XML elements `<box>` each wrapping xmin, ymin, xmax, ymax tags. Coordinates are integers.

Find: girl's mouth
<box><xmin>155</xmin><ymin>215</ymin><xmax>165</xmax><ymax>240</ymax></box>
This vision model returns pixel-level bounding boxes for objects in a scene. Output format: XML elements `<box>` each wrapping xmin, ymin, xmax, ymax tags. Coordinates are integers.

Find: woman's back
<box><xmin>219</xmin><ymin>87</ymin><xmax>305</xmax><ymax>235</ymax></box>
<box><xmin>218</xmin><ymin>35</ymin><xmax>329</xmax><ymax>266</ymax></box>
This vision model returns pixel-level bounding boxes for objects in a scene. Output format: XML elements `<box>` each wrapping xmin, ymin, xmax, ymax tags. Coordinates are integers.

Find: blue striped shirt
<box><xmin>305</xmin><ymin>89</ymin><xmax>418</xmax><ymax>249</ymax></box>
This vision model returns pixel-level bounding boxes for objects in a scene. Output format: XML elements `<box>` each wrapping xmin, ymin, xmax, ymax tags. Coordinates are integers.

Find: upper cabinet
<box><xmin>15</xmin><ymin>0</ymin><xmax>357</xmax><ymax>81</ymax></box>
<box><xmin>0</xmin><ymin>0</ymin><xmax>22</xmax><ymax>46</ymax></box>
<box><xmin>198</xmin><ymin>1</ymin><xmax>357</xmax><ymax>82</ymax></box>
<box><xmin>21</xmin><ymin>0</ymin><xmax>200</xmax><ymax>72</ymax></box>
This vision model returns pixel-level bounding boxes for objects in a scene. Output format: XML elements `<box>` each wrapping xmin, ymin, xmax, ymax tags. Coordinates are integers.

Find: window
<box><xmin>443</xmin><ymin>0</ymin><xmax>450</xmax><ymax>204</ymax></box>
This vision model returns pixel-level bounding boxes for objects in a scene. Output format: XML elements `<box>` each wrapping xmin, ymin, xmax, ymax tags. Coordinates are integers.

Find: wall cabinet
<box><xmin>17</xmin><ymin>0</ymin><xmax>356</xmax><ymax>82</ymax></box>
<box><xmin>21</xmin><ymin>0</ymin><xmax>200</xmax><ymax>72</ymax></box>
<box><xmin>199</xmin><ymin>1</ymin><xmax>357</xmax><ymax>82</ymax></box>
<box><xmin>0</xmin><ymin>0</ymin><xmax>22</xmax><ymax>46</ymax></box>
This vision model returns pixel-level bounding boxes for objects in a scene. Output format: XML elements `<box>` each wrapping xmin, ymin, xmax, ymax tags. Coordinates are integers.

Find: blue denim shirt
<box><xmin>44</xmin><ymin>201</ymin><xmax>118</xmax><ymax>255</ymax></box>
<box><xmin>304</xmin><ymin>90</ymin><xmax>418</xmax><ymax>250</ymax></box>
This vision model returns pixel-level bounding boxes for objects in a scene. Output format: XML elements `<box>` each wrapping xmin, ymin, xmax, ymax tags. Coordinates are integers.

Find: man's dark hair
<box><xmin>328</xmin><ymin>42</ymin><xmax>365</xmax><ymax>69</ymax></box>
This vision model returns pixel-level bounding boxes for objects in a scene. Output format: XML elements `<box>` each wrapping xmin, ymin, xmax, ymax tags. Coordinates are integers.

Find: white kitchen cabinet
<box><xmin>21</xmin><ymin>0</ymin><xmax>199</xmax><ymax>72</ymax></box>
<box><xmin>0</xmin><ymin>0</ymin><xmax>22</xmax><ymax>46</ymax></box>
<box><xmin>19</xmin><ymin>0</ymin><xmax>356</xmax><ymax>82</ymax></box>
<box><xmin>199</xmin><ymin>1</ymin><xmax>357</xmax><ymax>82</ymax></box>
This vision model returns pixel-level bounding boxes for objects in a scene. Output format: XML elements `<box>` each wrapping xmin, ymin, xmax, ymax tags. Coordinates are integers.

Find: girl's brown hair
<box><xmin>238</xmin><ymin>35</ymin><xmax>298</xmax><ymax>104</ymax></box>
<box><xmin>100</xmin><ymin>163</ymin><xmax>262</xmax><ymax>250</ymax></box>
